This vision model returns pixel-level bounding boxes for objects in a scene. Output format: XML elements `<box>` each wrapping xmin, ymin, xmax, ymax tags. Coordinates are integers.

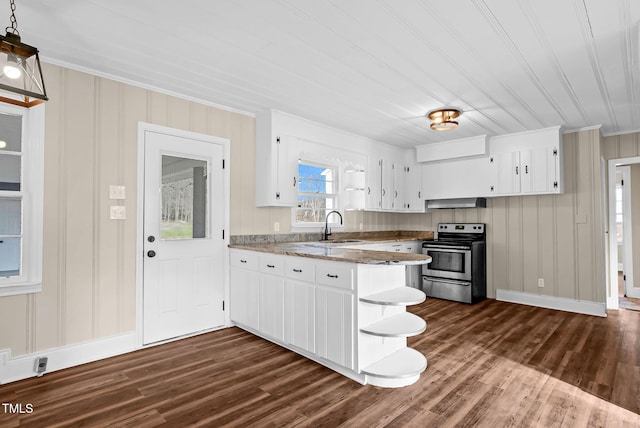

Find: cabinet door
<box><xmin>366</xmin><ymin>158</ymin><xmax>382</xmax><ymax>210</ymax></box>
<box><xmin>275</xmin><ymin>135</ymin><xmax>299</xmax><ymax>206</ymax></box>
<box><xmin>521</xmin><ymin>147</ymin><xmax>552</xmax><ymax>194</ymax></box>
<box><xmin>490</xmin><ymin>151</ymin><xmax>520</xmax><ymax>195</ymax></box>
<box><xmin>230</xmin><ymin>267</ymin><xmax>260</xmax><ymax>330</ymax></box>
<box><xmin>284</xmin><ymin>280</ymin><xmax>315</xmax><ymax>353</ymax></box>
<box><xmin>393</xmin><ymin>163</ymin><xmax>405</xmax><ymax>211</ymax></box>
<box><xmin>259</xmin><ymin>274</ymin><xmax>285</xmax><ymax>341</ymax></box>
<box><xmin>405</xmin><ymin>164</ymin><xmax>424</xmax><ymax>212</ymax></box>
<box><xmin>381</xmin><ymin>159</ymin><xmax>395</xmax><ymax>210</ymax></box>
<box><xmin>315</xmin><ymin>287</ymin><xmax>354</xmax><ymax>370</ymax></box>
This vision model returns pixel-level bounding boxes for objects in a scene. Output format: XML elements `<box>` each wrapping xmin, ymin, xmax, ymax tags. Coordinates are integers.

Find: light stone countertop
<box><xmin>229</xmin><ymin>231</ymin><xmax>434</xmax><ymax>265</ymax></box>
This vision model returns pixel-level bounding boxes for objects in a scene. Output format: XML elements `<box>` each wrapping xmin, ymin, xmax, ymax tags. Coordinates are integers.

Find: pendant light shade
<box><xmin>427</xmin><ymin>108</ymin><xmax>461</xmax><ymax>131</ymax></box>
<box><xmin>0</xmin><ymin>0</ymin><xmax>47</xmax><ymax>107</ymax></box>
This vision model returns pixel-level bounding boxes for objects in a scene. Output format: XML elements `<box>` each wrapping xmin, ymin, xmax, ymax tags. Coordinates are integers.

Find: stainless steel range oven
<box><xmin>422</xmin><ymin>223</ymin><xmax>486</xmax><ymax>304</ymax></box>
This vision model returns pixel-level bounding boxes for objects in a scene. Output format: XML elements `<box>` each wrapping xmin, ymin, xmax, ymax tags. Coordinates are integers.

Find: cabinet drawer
<box><xmin>316</xmin><ymin>262</ymin><xmax>354</xmax><ymax>290</ymax></box>
<box><xmin>230</xmin><ymin>251</ymin><xmax>259</xmax><ymax>270</ymax></box>
<box><xmin>259</xmin><ymin>254</ymin><xmax>284</xmax><ymax>276</ymax></box>
<box><xmin>388</xmin><ymin>243</ymin><xmax>404</xmax><ymax>252</ymax></box>
<box><xmin>285</xmin><ymin>257</ymin><xmax>315</xmax><ymax>283</ymax></box>
<box><xmin>402</xmin><ymin>241</ymin><xmax>420</xmax><ymax>254</ymax></box>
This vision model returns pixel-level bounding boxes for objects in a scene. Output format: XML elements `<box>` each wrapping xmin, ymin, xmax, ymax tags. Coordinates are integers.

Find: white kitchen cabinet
<box><xmin>255</xmin><ymin>109</ymin><xmax>299</xmax><ymax>207</ymax></box>
<box><xmin>367</xmin><ymin>157</ymin><xmax>423</xmax><ymax>213</ymax></box>
<box><xmin>421</xmin><ymin>157</ymin><xmax>491</xmax><ymax>200</ymax></box>
<box><xmin>284</xmin><ymin>257</ymin><xmax>315</xmax><ymax>353</ymax></box>
<box><xmin>258</xmin><ymin>254</ymin><xmax>285</xmax><ymax>341</ymax></box>
<box><xmin>381</xmin><ymin>159</ymin><xmax>395</xmax><ymax>210</ymax></box>
<box><xmin>230</xmin><ymin>248</ymin><xmax>429</xmax><ymax>387</ymax></box>
<box><xmin>489</xmin><ymin>146</ymin><xmax>561</xmax><ymax>195</ymax></box>
<box><xmin>488</xmin><ymin>126</ymin><xmax>563</xmax><ymax>196</ymax></box>
<box><xmin>403</xmin><ymin>164</ymin><xmax>424</xmax><ymax>212</ymax></box>
<box><xmin>315</xmin><ymin>285</ymin><xmax>355</xmax><ymax>370</ymax></box>
<box><xmin>230</xmin><ymin>251</ymin><xmax>260</xmax><ymax>330</ymax></box>
<box><xmin>365</xmin><ymin>157</ymin><xmax>382</xmax><ymax>210</ymax></box>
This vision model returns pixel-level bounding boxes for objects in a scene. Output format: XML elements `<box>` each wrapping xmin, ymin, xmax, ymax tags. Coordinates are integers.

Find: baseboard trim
<box><xmin>0</xmin><ymin>332</ymin><xmax>136</xmax><ymax>385</ymax></box>
<box><xmin>496</xmin><ymin>289</ymin><xmax>607</xmax><ymax>317</ymax></box>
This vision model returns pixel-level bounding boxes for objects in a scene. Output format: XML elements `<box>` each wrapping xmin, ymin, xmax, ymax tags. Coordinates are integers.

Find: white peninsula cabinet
<box><xmin>230</xmin><ymin>248</ymin><xmax>428</xmax><ymax>388</ymax></box>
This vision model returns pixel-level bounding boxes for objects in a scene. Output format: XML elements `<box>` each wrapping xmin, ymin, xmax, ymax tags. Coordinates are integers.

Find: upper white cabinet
<box><xmin>365</xmin><ymin>157</ymin><xmax>382</xmax><ymax>210</ymax></box>
<box><xmin>421</xmin><ymin>157</ymin><xmax>491</xmax><ymax>200</ymax></box>
<box><xmin>419</xmin><ymin>126</ymin><xmax>563</xmax><ymax>200</ymax></box>
<box><xmin>488</xmin><ymin>126</ymin><xmax>563</xmax><ymax>196</ymax></box>
<box><xmin>366</xmin><ymin>156</ymin><xmax>424</xmax><ymax>213</ymax></box>
<box><xmin>403</xmin><ymin>164</ymin><xmax>424</xmax><ymax>212</ymax></box>
<box><xmin>255</xmin><ymin>110</ymin><xmax>299</xmax><ymax>207</ymax></box>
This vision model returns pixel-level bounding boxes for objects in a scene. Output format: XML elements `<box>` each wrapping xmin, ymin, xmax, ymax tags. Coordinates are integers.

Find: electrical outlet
<box><xmin>274</xmin><ymin>222</ymin><xmax>280</xmax><ymax>232</ymax></box>
<box><xmin>34</xmin><ymin>356</ymin><xmax>48</xmax><ymax>375</ymax></box>
<box><xmin>538</xmin><ymin>278</ymin><xmax>544</xmax><ymax>288</ymax></box>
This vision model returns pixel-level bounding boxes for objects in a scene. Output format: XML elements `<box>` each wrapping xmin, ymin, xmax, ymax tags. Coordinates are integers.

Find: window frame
<box><xmin>0</xmin><ymin>103</ymin><xmax>44</xmax><ymax>297</ymax></box>
<box><xmin>291</xmin><ymin>159</ymin><xmax>343</xmax><ymax>231</ymax></box>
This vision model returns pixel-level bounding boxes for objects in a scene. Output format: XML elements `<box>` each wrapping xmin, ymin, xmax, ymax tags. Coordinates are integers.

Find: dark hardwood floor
<box><xmin>1</xmin><ymin>298</ymin><xmax>639</xmax><ymax>427</ymax></box>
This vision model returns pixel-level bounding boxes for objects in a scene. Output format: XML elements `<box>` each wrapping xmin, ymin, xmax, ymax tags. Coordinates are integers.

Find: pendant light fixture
<box><xmin>0</xmin><ymin>0</ymin><xmax>47</xmax><ymax>107</ymax></box>
<box><xmin>427</xmin><ymin>108</ymin><xmax>461</xmax><ymax>131</ymax></box>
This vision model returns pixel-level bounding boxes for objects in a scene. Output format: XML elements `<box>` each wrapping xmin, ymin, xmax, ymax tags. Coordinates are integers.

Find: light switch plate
<box><xmin>110</xmin><ymin>205</ymin><xmax>126</xmax><ymax>220</ymax></box>
<box><xmin>109</xmin><ymin>185</ymin><xmax>126</xmax><ymax>200</ymax></box>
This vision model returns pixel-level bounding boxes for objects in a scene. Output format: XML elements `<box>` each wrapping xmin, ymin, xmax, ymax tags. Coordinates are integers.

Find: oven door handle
<box><xmin>423</xmin><ymin>245</ymin><xmax>471</xmax><ymax>251</ymax></box>
<box><xmin>423</xmin><ymin>276</ymin><xmax>471</xmax><ymax>286</ymax></box>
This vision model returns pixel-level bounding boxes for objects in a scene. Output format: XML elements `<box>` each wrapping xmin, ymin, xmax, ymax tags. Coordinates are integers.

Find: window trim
<box><xmin>0</xmin><ymin>103</ymin><xmax>44</xmax><ymax>297</ymax></box>
<box><xmin>291</xmin><ymin>159</ymin><xmax>343</xmax><ymax>231</ymax></box>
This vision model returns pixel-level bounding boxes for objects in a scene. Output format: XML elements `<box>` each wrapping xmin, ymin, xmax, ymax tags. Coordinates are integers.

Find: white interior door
<box><xmin>142</xmin><ymin>129</ymin><xmax>225</xmax><ymax>344</ymax></box>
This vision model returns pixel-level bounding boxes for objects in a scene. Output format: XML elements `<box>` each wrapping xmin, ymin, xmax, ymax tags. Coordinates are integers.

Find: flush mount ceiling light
<box><xmin>427</xmin><ymin>108</ymin><xmax>461</xmax><ymax>131</ymax></box>
<box><xmin>0</xmin><ymin>0</ymin><xmax>47</xmax><ymax>108</ymax></box>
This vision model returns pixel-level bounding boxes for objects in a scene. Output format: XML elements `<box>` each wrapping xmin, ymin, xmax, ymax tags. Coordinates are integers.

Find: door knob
<box><xmin>147</xmin><ymin>250</ymin><xmax>156</xmax><ymax>258</ymax></box>
<box><xmin>147</xmin><ymin>236</ymin><xmax>155</xmax><ymax>242</ymax></box>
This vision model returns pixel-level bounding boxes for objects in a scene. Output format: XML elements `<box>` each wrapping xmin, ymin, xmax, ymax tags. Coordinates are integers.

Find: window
<box><xmin>294</xmin><ymin>161</ymin><xmax>340</xmax><ymax>227</ymax></box>
<box><xmin>0</xmin><ymin>103</ymin><xmax>44</xmax><ymax>297</ymax></box>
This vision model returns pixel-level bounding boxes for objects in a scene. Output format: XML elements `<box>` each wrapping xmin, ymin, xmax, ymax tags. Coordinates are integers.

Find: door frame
<box><xmin>135</xmin><ymin>122</ymin><xmax>230</xmax><ymax>348</ymax></box>
<box><xmin>607</xmin><ymin>156</ymin><xmax>640</xmax><ymax>309</ymax></box>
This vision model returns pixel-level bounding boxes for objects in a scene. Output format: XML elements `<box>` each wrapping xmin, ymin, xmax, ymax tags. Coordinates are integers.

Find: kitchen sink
<box><xmin>303</xmin><ymin>239</ymin><xmax>364</xmax><ymax>247</ymax></box>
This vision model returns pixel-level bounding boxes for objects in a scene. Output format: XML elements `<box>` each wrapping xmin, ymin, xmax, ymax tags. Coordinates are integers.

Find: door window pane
<box><xmin>160</xmin><ymin>155</ymin><xmax>207</xmax><ymax>240</ymax></box>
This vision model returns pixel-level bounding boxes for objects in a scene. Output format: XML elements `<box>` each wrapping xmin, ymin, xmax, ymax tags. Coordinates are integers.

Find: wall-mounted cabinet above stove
<box><xmin>418</xmin><ymin>126</ymin><xmax>563</xmax><ymax>200</ymax></box>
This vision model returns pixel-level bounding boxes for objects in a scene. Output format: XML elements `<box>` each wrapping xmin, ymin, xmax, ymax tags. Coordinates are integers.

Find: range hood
<box><xmin>426</xmin><ymin>198</ymin><xmax>487</xmax><ymax>209</ymax></box>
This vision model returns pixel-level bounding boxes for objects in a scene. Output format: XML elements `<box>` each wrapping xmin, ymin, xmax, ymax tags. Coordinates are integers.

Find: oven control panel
<box><xmin>437</xmin><ymin>223</ymin><xmax>484</xmax><ymax>233</ymax></box>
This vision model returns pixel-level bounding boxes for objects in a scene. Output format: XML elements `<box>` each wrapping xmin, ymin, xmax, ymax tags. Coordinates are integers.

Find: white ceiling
<box><xmin>16</xmin><ymin>0</ymin><xmax>640</xmax><ymax>148</ymax></box>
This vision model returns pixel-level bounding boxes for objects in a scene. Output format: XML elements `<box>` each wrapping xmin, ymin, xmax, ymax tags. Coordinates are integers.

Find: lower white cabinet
<box><xmin>259</xmin><ymin>274</ymin><xmax>284</xmax><ymax>342</ymax></box>
<box><xmin>258</xmin><ymin>254</ymin><xmax>285</xmax><ymax>341</ymax></box>
<box><xmin>315</xmin><ymin>286</ymin><xmax>354</xmax><ymax>369</ymax></box>
<box><xmin>284</xmin><ymin>256</ymin><xmax>316</xmax><ymax>353</ymax></box>
<box><xmin>229</xmin><ymin>248</ymin><xmax>427</xmax><ymax>388</ymax></box>
<box><xmin>230</xmin><ymin>251</ymin><xmax>259</xmax><ymax>330</ymax></box>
